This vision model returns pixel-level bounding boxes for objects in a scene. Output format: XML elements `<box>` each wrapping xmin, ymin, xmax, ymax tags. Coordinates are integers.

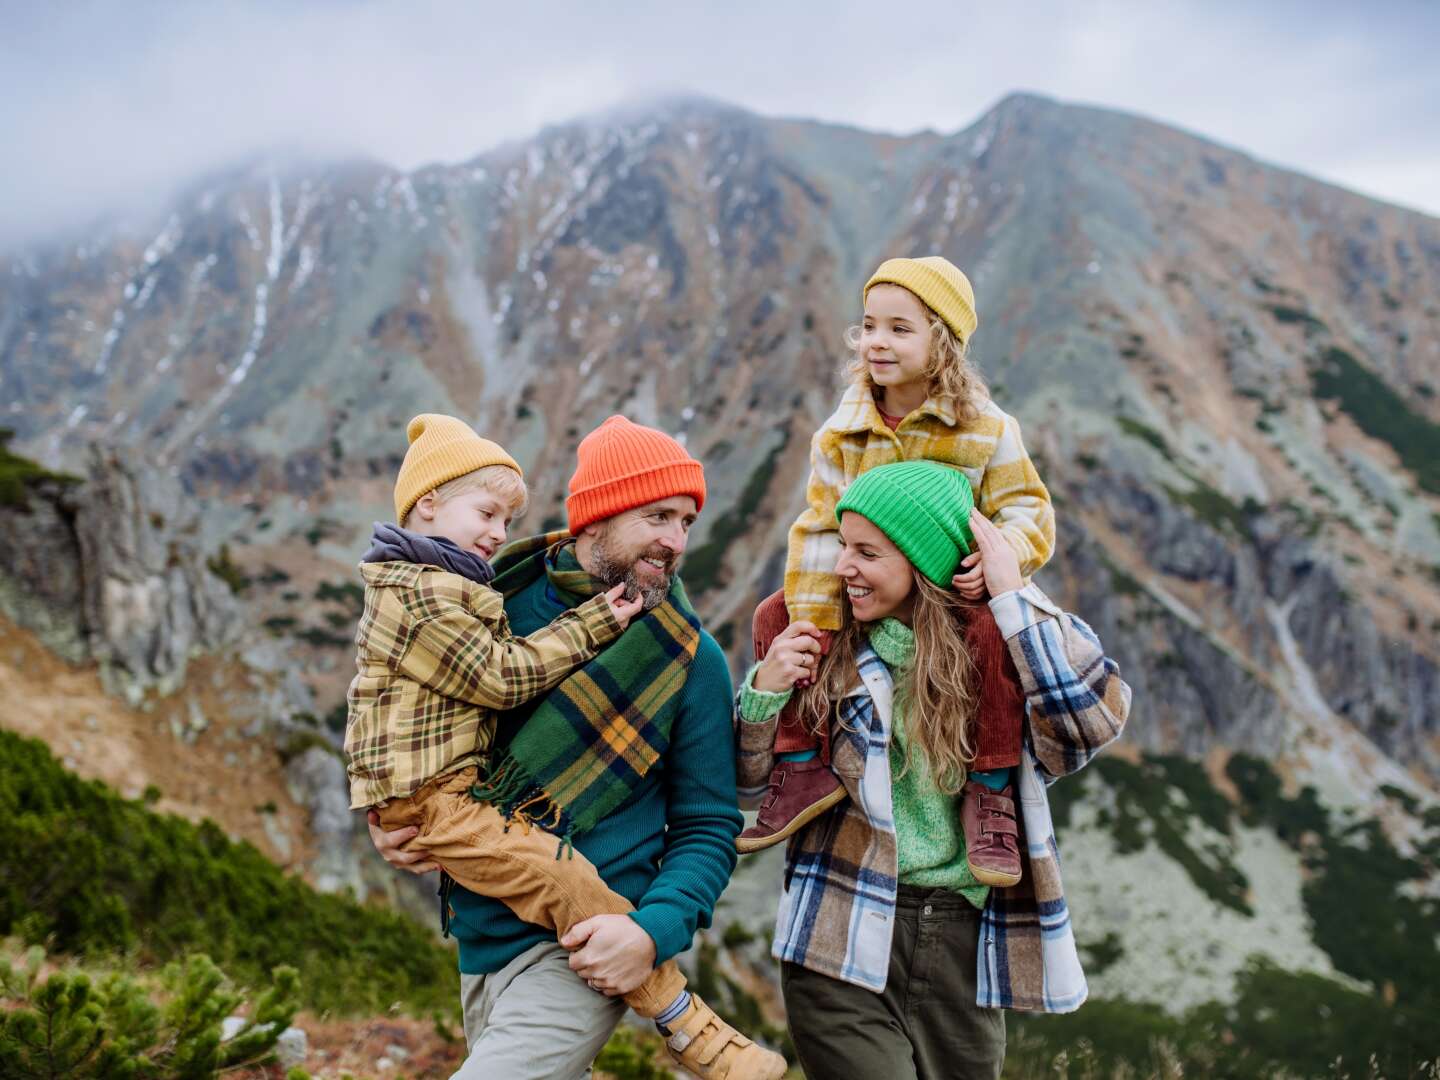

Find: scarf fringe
<box><xmin>479</xmin><ymin>534</ymin><xmax>699</xmax><ymax>848</ymax></box>
<box><xmin>471</xmin><ymin>752</ymin><xmax>577</xmax><ymax>859</ymax></box>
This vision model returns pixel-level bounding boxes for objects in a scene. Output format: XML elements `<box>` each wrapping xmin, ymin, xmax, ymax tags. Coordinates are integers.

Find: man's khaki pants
<box><xmin>453</xmin><ymin>940</ymin><xmax>628</xmax><ymax>1079</ymax></box>
<box><xmin>376</xmin><ymin>767</ymin><xmax>687</xmax><ymax>1018</ymax></box>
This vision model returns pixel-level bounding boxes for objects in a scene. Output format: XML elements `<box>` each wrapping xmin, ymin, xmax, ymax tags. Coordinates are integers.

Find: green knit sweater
<box><xmin>867</xmin><ymin>619</ymin><xmax>988</xmax><ymax>906</ymax></box>
<box><xmin>739</xmin><ymin>618</ymin><xmax>988</xmax><ymax>906</ymax></box>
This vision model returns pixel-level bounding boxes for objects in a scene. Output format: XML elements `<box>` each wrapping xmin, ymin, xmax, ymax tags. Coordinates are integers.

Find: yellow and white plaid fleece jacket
<box><xmin>785</xmin><ymin>383</ymin><xmax>1055</xmax><ymax>630</ymax></box>
<box><xmin>344</xmin><ymin>560</ymin><xmax>622</xmax><ymax>808</ymax></box>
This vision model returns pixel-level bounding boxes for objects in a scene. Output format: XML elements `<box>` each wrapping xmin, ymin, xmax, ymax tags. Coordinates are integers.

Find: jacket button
<box><xmin>923</xmin><ymin>904</ymin><xmax>933</xmax><ymax>916</ymax></box>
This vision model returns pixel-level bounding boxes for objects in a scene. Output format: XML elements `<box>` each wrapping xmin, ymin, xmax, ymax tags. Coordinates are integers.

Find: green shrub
<box><xmin>1225</xmin><ymin>753</ymin><xmax>1440</xmax><ymax>1056</ymax></box>
<box><xmin>1310</xmin><ymin>345</ymin><xmax>1440</xmax><ymax>495</ymax></box>
<box><xmin>205</xmin><ymin>545</ymin><xmax>250</xmax><ymax>595</ymax></box>
<box><xmin>692</xmin><ymin>939</ymin><xmax>793</xmax><ymax>1063</ymax></box>
<box><xmin>721</xmin><ymin>922</ymin><xmax>757</xmax><ymax>949</ymax></box>
<box><xmin>1163</xmin><ymin>480</ymin><xmax>1258</xmax><ymax>540</ymax></box>
<box><xmin>1085</xmin><ymin>756</ymin><xmax>1251</xmax><ymax>913</ymax></box>
<box><xmin>0</xmin><ymin>730</ymin><xmax>457</xmax><ymax>1016</ymax></box>
<box><xmin>296</xmin><ymin>625</ymin><xmax>352</xmax><ymax>649</ymax></box>
<box><xmin>1268</xmin><ymin>304</ymin><xmax>1327</xmax><ymax>332</ymax></box>
<box><xmin>315</xmin><ymin>580</ymin><xmax>365</xmax><ymax>615</ymax></box>
<box><xmin>0</xmin><ymin>944</ymin><xmax>305</xmax><ymax>1079</ymax></box>
<box><xmin>0</xmin><ymin>428</ymin><xmax>81</xmax><ymax>509</ymax></box>
<box><xmin>1078</xmin><ymin>931</ymin><xmax>1124</xmax><ymax>975</ymax></box>
<box><xmin>1116</xmin><ymin>416</ymin><xmax>1173</xmax><ymax>461</ymax></box>
<box><xmin>595</xmin><ymin>1024</ymin><xmax>672</xmax><ymax>1079</ymax></box>
<box><xmin>1011</xmin><ymin>960</ymin><xmax>1440</xmax><ymax>1078</ymax></box>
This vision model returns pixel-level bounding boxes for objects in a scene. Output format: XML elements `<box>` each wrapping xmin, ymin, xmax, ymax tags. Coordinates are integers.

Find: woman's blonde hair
<box><xmin>796</xmin><ymin>573</ymin><xmax>980</xmax><ymax>795</ymax></box>
<box><xmin>843</xmin><ymin>295</ymin><xmax>989</xmax><ymax>421</ymax></box>
<box><xmin>401</xmin><ymin>464</ymin><xmax>528</xmax><ymax>529</ymax></box>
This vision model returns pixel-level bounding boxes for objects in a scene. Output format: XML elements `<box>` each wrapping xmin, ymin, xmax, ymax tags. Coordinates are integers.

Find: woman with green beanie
<box><xmin>734</xmin><ymin>461</ymin><xmax>1132</xmax><ymax>1079</ymax></box>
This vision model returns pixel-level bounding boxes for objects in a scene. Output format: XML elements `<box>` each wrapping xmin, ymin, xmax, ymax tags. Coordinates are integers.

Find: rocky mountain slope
<box><xmin>0</xmin><ymin>440</ymin><xmax>415</xmax><ymax>910</ymax></box>
<box><xmin>2</xmin><ymin>91</ymin><xmax>1438</xmax><ymax>1069</ymax></box>
<box><xmin>3</xmin><ymin>93</ymin><xmax>1436</xmax><ymax>780</ymax></box>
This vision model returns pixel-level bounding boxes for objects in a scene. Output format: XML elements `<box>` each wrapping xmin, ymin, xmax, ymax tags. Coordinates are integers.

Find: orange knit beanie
<box><xmin>566</xmin><ymin>415</ymin><xmax>706</xmax><ymax>534</ymax></box>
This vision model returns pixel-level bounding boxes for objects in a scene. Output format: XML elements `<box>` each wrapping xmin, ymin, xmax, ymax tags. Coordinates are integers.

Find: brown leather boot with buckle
<box><xmin>661</xmin><ymin>993</ymin><xmax>787</xmax><ymax>1079</ymax></box>
<box><xmin>961</xmin><ymin>780</ymin><xmax>1022</xmax><ymax>887</ymax></box>
<box><xmin>735</xmin><ymin>757</ymin><xmax>847</xmax><ymax>854</ymax></box>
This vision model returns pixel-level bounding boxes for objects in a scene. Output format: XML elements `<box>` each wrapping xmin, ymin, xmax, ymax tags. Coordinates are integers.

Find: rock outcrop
<box><xmin>0</xmin><ymin>444</ymin><xmax>240</xmax><ymax>702</ymax></box>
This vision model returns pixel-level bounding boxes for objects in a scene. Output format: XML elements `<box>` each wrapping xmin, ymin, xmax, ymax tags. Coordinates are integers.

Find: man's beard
<box><xmin>589</xmin><ymin>529</ymin><xmax>677</xmax><ymax>611</ymax></box>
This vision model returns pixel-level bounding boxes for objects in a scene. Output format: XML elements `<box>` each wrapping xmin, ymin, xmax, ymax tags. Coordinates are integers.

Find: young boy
<box><xmin>346</xmin><ymin>414</ymin><xmax>785</xmax><ymax>1080</ymax></box>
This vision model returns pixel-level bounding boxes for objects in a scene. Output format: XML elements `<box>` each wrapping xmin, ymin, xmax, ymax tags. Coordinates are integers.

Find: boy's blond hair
<box><xmin>843</xmin><ymin>301</ymin><xmax>989</xmax><ymax>422</ymax></box>
<box><xmin>401</xmin><ymin>464</ymin><xmax>528</xmax><ymax>529</ymax></box>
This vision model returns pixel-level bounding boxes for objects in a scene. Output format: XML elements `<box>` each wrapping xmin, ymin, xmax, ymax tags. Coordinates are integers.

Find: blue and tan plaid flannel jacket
<box><xmin>736</xmin><ymin>583</ymin><xmax>1131</xmax><ymax>1012</ymax></box>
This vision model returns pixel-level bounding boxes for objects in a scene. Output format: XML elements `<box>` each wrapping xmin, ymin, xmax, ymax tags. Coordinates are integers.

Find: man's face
<box><xmin>585</xmin><ymin>495</ymin><xmax>699</xmax><ymax>609</ymax></box>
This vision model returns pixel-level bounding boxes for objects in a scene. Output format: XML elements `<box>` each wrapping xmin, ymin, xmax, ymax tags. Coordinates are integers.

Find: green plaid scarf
<box><xmin>472</xmin><ymin>532</ymin><xmax>701</xmax><ymax>847</ymax></box>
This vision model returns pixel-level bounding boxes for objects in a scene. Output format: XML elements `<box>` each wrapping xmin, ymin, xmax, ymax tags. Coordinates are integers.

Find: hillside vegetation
<box><xmin>0</xmin><ymin>729</ymin><xmax>459</xmax><ymax>1018</ymax></box>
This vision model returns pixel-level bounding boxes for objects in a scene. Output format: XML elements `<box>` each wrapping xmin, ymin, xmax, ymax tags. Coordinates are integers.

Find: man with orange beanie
<box><xmin>370</xmin><ymin>415</ymin><xmax>783</xmax><ymax>1080</ymax></box>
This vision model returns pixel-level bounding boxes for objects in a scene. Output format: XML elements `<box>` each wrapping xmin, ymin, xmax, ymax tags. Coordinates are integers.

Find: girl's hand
<box><xmin>603</xmin><ymin>583</ymin><xmax>644</xmax><ymax>628</ymax></box>
<box><xmin>754</xmin><ymin>621</ymin><xmax>822</xmax><ymax>693</ymax></box>
<box><xmin>968</xmin><ymin>512</ymin><xmax>1024</xmax><ymax>597</ymax></box>
<box><xmin>951</xmin><ymin>554</ymin><xmax>987</xmax><ymax>600</ymax></box>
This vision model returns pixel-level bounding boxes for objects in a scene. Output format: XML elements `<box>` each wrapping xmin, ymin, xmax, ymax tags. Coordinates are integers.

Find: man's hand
<box><xmin>561</xmin><ymin>914</ymin><xmax>657</xmax><ymax>997</ymax></box>
<box><xmin>951</xmin><ymin>553</ymin><xmax>987</xmax><ymax>600</ymax></box>
<box><xmin>366</xmin><ymin>808</ymin><xmax>439</xmax><ymax>875</ymax></box>
<box><xmin>969</xmin><ymin>512</ymin><xmax>1024</xmax><ymax>597</ymax></box>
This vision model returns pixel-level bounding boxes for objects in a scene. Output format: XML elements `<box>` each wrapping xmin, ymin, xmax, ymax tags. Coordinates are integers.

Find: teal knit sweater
<box><xmin>448</xmin><ymin>572</ymin><xmax>743</xmax><ymax>974</ymax></box>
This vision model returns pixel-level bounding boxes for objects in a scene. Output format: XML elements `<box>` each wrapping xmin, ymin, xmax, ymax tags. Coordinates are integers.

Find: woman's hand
<box><xmin>968</xmin><ymin>512</ymin><xmax>1024</xmax><ymax>597</ymax></box>
<box><xmin>753</xmin><ymin>621</ymin><xmax>822</xmax><ymax>693</ymax></box>
<box><xmin>366</xmin><ymin>809</ymin><xmax>439</xmax><ymax>875</ymax></box>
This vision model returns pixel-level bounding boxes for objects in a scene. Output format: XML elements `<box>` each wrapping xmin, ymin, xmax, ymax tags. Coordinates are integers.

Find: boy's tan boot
<box><xmin>661</xmin><ymin>993</ymin><xmax>786</xmax><ymax>1079</ymax></box>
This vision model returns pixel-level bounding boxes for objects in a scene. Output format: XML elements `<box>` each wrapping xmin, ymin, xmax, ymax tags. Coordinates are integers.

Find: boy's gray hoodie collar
<box><xmin>362</xmin><ymin>522</ymin><xmax>495</xmax><ymax>586</ymax></box>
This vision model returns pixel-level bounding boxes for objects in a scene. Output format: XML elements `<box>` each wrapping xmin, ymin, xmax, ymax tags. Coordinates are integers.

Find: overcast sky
<box><xmin>2</xmin><ymin>0</ymin><xmax>1437</xmax><ymax>248</ymax></box>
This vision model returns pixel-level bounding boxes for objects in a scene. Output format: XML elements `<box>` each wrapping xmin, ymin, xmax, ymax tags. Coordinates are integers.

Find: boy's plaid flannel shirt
<box><xmin>345</xmin><ymin>560</ymin><xmax>621</xmax><ymax>809</ymax></box>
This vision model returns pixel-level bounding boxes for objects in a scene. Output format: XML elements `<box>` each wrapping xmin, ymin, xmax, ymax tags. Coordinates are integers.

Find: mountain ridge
<box><xmin>2</xmin><ymin>94</ymin><xmax>1437</xmax><ymax>1054</ymax></box>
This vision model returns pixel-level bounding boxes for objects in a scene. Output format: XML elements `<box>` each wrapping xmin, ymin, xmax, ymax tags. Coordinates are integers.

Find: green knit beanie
<box><xmin>835</xmin><ymin>461</ymin><xmax>975</xmax><ymax>586</ymax></box>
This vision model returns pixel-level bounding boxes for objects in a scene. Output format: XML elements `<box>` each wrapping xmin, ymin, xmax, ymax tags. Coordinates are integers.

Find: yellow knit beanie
<box><xmin>864</xmin><ymin>256</ymin><xmax>978</xmax><ymax>345</ymax></box>
<box><xmin>393</xmin><ymin>414</ymin><xmax>521</xmax><ymax>524</ymax></box>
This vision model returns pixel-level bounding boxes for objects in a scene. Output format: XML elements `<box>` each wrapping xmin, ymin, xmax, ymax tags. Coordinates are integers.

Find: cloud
<box><xmin>1</xmin><ymin>0</ymin><xmax>1436</xmax><ymax>247</ymax></box>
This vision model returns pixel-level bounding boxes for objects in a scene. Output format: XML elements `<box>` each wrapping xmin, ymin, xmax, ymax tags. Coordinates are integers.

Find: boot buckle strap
<box><xmin>697</xmin><ymin>1026</ymin><xmax>750</xmax><ymax>1065</ymax></box>
<box><xmin>667</xmin><ymin>1029</ymin><xmax>695</xmax><ymax>1054</ymax></box>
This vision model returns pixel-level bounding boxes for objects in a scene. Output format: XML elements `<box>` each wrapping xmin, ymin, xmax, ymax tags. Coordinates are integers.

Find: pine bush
<box><xmin>0</xmin><ymin>944</ymin><xmax>308</xmax><ymax>1079</ymax></box>
<box><xmin>0</xmin><ymin>729</ymin><xmax>458</xmax><ymax>1016</ymax></box>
